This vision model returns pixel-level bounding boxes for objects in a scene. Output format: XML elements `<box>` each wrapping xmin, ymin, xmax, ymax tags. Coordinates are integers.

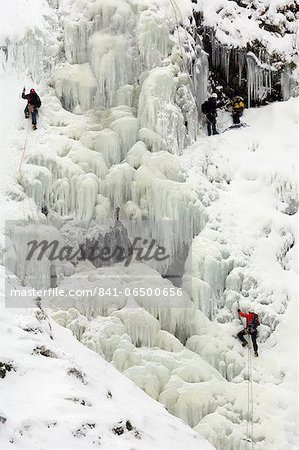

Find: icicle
<box><xmin>281</xmin><ymin>68</ymin><xmax>298</xmax><ymax>101</ymax></box>
<box><xmin>246</xmin><ymin>52</ymin><xmax>275</xmax><ymax>107</ymax></box>
<box><xmin>234</xmin><ymin>50</ymin><xmax>245</xmax><ymax>87</ymax></box>
<box><xmin>211</xmin><ymin>36</ymin><xmax>231</xmax><ymax>84</ymax></box>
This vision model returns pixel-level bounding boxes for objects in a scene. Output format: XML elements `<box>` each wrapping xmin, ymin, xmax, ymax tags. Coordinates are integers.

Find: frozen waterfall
<box><xmin>1</xmin><ymin>1</ymin><xmax>298</xmax><ymax>450</ymax></box>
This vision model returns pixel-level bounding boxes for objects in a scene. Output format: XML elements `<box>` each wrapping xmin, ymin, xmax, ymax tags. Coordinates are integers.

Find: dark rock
<box><xmin>65</xmin><ymin>397</ymin><xmax>92</xmax><ymax>406</ymax></box>
<box><xmin>85</xmin><ymin>222</ymin><xmax>132</xmax><ymax>268</ymax></box>
<box><xmin>112</xmin><ymin>420</ymin><xmax>141</xmax><ymax>440</ymax></box>
<box><xmin>22</xmin><ymin>327</ymin><xmax>42</xmax><ymax>334</ymax></box>
<box><xmin>113</xmin><ymin>426</ymin><xmax>124</xmax><ymax>436</ymax></box>
<box><xmin>67</xmin><ymin>367</ymin><xmax>86</xmax><ymax>384</ymax></box>
<box><xmin>33</xmin><ymin>346</ymin><xmax>57</xmax><ymax>358</ymax></box>
<box><xmin>0</xmin><ymin>362</ymin><xmax>15</xmax><ymax>379</ymax></box>
<box><xmin>72</xmin><ymin>423</ymin><xmax>95</xmax><ymax>438</ymax></box>
<box><xmin>106</xmin><ymin>390</ymin><xmax>112</xmax><ymax>399</ymax></box>
<box><xmin>134</xmin><ymin>429</ymin><xmax>142</xmax><ymax>440</ymax></box>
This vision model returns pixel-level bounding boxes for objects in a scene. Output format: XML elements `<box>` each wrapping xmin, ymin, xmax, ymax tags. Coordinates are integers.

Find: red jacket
<box><xmin>239</xmin><ymin>310</ymin><xmax>255</xmax><ymax>325</ymax></box>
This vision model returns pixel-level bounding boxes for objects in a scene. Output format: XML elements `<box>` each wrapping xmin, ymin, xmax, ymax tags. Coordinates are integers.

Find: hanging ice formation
<box><xmin>12</xmin><ymin>0</ymin><xmax>209</xmax><ymax>263</ymax></box>
<box><xmin>210</xmin><ymin>35</ymin><xmax>276</xmax><ymax>106</ymax></box>
<box><xmin>233</xmin><ymin>50</ymin><xmax>246</xmax><ymax>87</ymax></box>
<box><xmin>53</xmin><ymin>0</ymin><xmax>208</xmax><ymax>154</ymax></box>
<box><xmin>1</xmin><ymin>0</ymin><xmax>210</xmax><ymax>292</ymax></box>
<box><xmin>211</xmin><ymin>36</ymin><xmax>231</xmax><ymax>84</ymax></box>
<box><xmin>281</xmin><ymin>67</ymin><xmax>299</xmax><ymax>101</ymax></box>
<box><xmin>246</xmin><ymin>52</ymin><xmax>275</xmax><ymax>107</ymax></box>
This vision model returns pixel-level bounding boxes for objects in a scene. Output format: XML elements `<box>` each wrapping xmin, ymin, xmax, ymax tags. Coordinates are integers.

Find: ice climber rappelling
<box><xmin>237</xmin><ymin>309</ymin><xmax>260</xmax><ymax>357</ymax></box>
<box><xmin>22</xmin><ymin>87</ymin><xmax>41</xmax><ymax>130</ymax></box>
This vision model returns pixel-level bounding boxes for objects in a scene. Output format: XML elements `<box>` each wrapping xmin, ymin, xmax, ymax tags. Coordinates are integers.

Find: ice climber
<box><xmin>215</xmin><ymin>85</ymin><xmax>229</xmax><ymax>106</ymax></box>
<box><xmin>41</xmin><ymin>205</ymin><xmax>48</xmax><ymax>217</ymax></box>
<box><xmin>22</xmin><ymin>87</ymin><xmax>42</xmax><ymax>130</ymax></box>
<box><xmin>201</xmin><ymin>93</ymin><xmax>220</xmax><ymax>136</ymax></box>
<box><xmin>231</xmin><ymin>95</ymin><xmax>245</xmax><ymax>125</ymax></box>
<box><xmin>237</xmin><ymin>308</ymin><xmax>260</xmax><ymax>357</ymax></box>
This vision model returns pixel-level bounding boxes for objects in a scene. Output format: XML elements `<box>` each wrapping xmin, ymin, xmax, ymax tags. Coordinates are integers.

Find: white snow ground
<box><xmin>0</xmin><ymin>0</ymin><xmax>298</xmax><ymax>449</ymax></box>
<box><xmin>0</xmin><ymin>268</ymin><xmax>214</xmax><ymax>450</ymax></box>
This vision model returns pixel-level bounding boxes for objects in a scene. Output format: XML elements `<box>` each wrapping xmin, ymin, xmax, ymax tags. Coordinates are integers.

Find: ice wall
<box><xmin>53</xmin><ymin>0</ymin><xmax>208</xmax><ymax>154</ymax></box>
<box><xmin>209</xmin><ymin>36</ymin><xmax>276</xmax><ymax>106</ymax></box>
<box><xmin>246</xmin><ymin>52</ymin><xmax>274</xmax><ymax>107</ymax></box>
<box><xmin>12</xmin><ymin>0</ymin><xmax>209</xmax><ymax>252</ymax></box>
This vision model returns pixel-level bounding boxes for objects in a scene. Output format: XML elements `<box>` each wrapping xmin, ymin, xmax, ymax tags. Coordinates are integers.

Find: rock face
<box><xmin>193</xmin><ymin>0</ymin><xmax>299</xmax><ymax>105</ymax></box>
<box><xmin>0</xmin><ymin>362</ymin><xmax>14</xmax><ymax>379</ymax></box>
<box><xmin>85</xmin><ymin>221</ymin><xmax>133</xmax><ymax>268</ymax></box>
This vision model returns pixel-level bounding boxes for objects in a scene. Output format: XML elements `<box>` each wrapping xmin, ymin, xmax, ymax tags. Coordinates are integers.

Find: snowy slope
<box><xmin>50</xmin><ymin>99</ymin><xmax>298</xmax><ymax>450</ymax></box>
<box><xmin>0</xmin><ymin>269</ymin><xmax>214</xmax><ymax>450</ymax></box>
<box><xmin>180</xmin><ymin>99</ymin><xmax>298</xmax><ymax>447</ymax></box>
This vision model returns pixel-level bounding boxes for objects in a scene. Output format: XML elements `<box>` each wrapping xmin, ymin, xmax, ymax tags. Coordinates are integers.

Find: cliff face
<box><xmin>192</xmin><ymin>0</ymin><xmax>299</xmax><ymax>104</ymax></box>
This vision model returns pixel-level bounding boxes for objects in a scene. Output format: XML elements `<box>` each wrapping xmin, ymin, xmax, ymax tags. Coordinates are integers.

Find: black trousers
<box><xmin>206</xmin><ymin>114</ymin><xmax>217</xmax><ymax>135</ymax></box>
<box><xmin>232</xmin><ymin>111</ymin><xmax>242</xmax><ymax>124</ymax></box>
<box><xmin>237</xmin><ymin>329</ymin><xmax>258</xmax><ymax>352</ymax></box>
<box><xmin>24</xmin><ymin>104</ymin><xmax>38</xmax><ymax>125</ymax></box>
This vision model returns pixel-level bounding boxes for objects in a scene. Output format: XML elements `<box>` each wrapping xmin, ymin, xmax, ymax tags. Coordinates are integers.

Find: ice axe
<box><xmin>237</xmin><ymin>300</ymin><xmax>245</xmax><ymax>327</ymax></box>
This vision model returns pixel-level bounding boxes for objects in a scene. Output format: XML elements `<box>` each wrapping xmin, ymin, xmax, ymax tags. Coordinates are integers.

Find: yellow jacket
<box><xmin>232</xmin><ymin>100</ymin><xmax>245</xmax><ymax>111</ymax></box>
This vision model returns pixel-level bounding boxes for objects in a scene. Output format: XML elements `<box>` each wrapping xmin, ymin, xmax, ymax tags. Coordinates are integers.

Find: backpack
<box><xmin>36</xmin><ymin>95</ymin><xmax>42</xmax><ymax>108</ymax></box>
<box><xmin>248</xmin><ymin>313</ymin><xmax>260</xmax><ymax>333</ymax></box>
<box><xmin>30</xmin><ymin>93</ymin><xmax>41</xmax><ymax>108</ymax></box>
<box><xmin>201</xmin><ymin>101</ymin><xmax>209</xmax><ymax>115</ymax></box>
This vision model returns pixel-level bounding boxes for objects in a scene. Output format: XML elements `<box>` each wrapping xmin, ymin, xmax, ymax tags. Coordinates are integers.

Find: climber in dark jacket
<box><xmin>201</xmin><ymin>93</ymin><xmax>220</xmax><ymax>136</ymax></box>
<box><xmin>237</xmin><ymin>309</ymin><xmax>260</xmax><ymax>356</ymax></box>
<box><xmin>22</xmin><ymin>88</ymin><xmax>42</xmax><ymax>130</ymax></box>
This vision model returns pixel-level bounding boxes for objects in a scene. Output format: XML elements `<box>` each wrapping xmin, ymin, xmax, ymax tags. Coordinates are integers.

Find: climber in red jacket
<box><xmin>237</xmin><ymin>308</ymin><xmax>260</xmax><ymax>356</ymax></box>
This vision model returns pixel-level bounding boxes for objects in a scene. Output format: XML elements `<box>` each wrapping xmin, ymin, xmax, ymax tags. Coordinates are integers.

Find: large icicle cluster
<box><xmin>246</xmin><ymin>52</ymin><xmax>275</xmax><ymax>107</ymax></box>
<box><xmin>17</xmin><ymin>0</ymin><xmax>209</xmax><ymax>244</ymax></box>
<box><xmin>53</xmin><ymin>0</ymin><xmax>208</xmax><ymax>154</ymax></box>
<box><xmin>195</xmin><ymin>0</ymin><xmax>299</xmax><ymax>102</ymax></box>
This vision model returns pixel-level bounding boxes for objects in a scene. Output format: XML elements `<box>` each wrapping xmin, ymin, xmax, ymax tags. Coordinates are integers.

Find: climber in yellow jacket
<box><xmin>231</xmin><ymin>96</ymin><xmax>245</xmax><ymax>125</ymax></box>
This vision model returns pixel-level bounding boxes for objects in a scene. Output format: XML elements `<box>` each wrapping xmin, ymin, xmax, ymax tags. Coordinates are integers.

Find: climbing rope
<box><xmin>18</xmin><ymin>107</ymin><xmax>39</xmax><ymax>222</ymax></box>
<box><xmin>245</xmin><ymin>335</ymin><xmax>255</xmax><ymax>449</ymax></box>
<box><xmin>169</xmin><ymin>0</ymin><xmax>188</xmax><ymax>72</ymax></box>
<box><xmin>237</xmin><ymin>306</ymin><xmax>255</xmax><ymax>450</ymax></box>
<box><xmin>169</xmin><ymin>0</ymin><xmax>199</xmax><ymax>105</ymax></box>
<box><xmin>18</xmin><ymin>112</ymin><xmax>31</xmax><ymax>177</ymax></box>
<box><xmin>249</xmin><ymin>346</ymin><xmax>254</xmax><ymax>450</ymax></box>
